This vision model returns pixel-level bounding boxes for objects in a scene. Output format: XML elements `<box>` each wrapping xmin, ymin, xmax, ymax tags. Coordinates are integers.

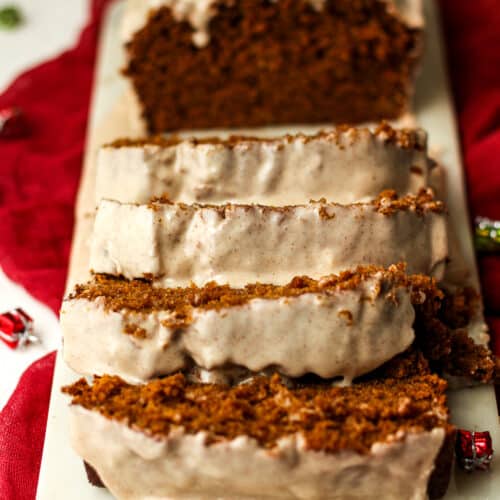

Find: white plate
<box><xmin>36</xmin><ymin>1</ymin><xmax>500</xmax><ymax>498</ymax></box>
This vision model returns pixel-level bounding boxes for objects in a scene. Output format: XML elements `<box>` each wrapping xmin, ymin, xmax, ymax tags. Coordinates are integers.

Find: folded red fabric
<box><xmin>440</xmin><ymin>0</ymin><xmax>500</xmax><ymax>314</ymax></box>
<box><xmin>0</xmin><ymin>1</ymin><xmax>498</xmax><ymax>498</ymax></box>
<box><xmin>0</xmin><ymin>352</ymin><xmax>55</xmax><ymax>499</ymax></box>
<box><xmin>0</xmin><ymin>1</ymin><xmax>112</xmax><ymax>499</ymax></box>
<box><xmin>0</xmin><ymin>0</ymin><xmax>111</xmax><ymax>315</ymax></box>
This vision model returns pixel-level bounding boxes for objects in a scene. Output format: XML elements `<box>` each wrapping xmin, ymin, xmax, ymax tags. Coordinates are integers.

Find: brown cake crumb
<box><xmin>123</xmin><ymin>1</ymin><xmax>422</xmax><ymax>132</ymax></box>
<box><xmin>63</xmin><ymin>370</ymin><xmax>452</xmax><ymax>455</ymax></box>
<box><xmin>365</xmin><ymin>348</ymin><xmax>432</xmax><ymax>382</ymax></box>
<box><xmin>372</xmin><ymin>122</ymin><xmax>426</xmax><ymax>151</ymax></box>
<box><xmin>123</xmin><ymin>324</ymin><xmax>147</xmax><ymax>339</ymax></box>
<box><xmin>374</xmin><ymin>189</ymin><xmax>445</xmax><ymax>215</ymax></box>
<box><xmin>71</xmin><ymin>263</ymin><xmax>495</xmax><ymax>384</ymax></box>
<box><xmin>144</xmin><ymin>190</ymin><xmax>446</xmax><ymax>216</ymax></box>
<box><xmin>318</xmin><ymin>205</ymin><xmax>336</xmax><ymax>220</ymax></box>
<box><xmin>338</xmin><ymin>310</ymin><xmax>353</xmax><ymax>325</ymax></box>
<box><xmin>412</xmin><ymin>284</ymin><xmax>495</xmax><ymax>384</ymax></box>
<box><xmin>73</xmin><ymin>264</ymin><xmax>410</xmax><ymax>318</ymax></box>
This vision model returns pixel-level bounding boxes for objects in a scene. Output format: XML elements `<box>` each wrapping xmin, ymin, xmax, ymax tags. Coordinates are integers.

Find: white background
<box><xmin>0</xmin><ymin>0</ymin><xmax>88</xmax><ymax>409</ymax></box>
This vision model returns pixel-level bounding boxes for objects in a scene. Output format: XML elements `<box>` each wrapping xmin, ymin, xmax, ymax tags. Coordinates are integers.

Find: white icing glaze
<box><xmin>89</xmin><ymin>198</ymin><xmax>449</xmax><ymax>287</ymax></box>
<box><xmin>61</xmin><ymin>272</ymin><xmax>415</xmax><ymax>382</ymax></box>
<box><xmin>96</xmin><ymin>128</ymin><xmax>431</xmax><ymax>205</ymax></box>
<box><xmin>69</xmin><ymin>407</ymin><xmax>445</xmax><ymax>500</ymax></box>
<box><xmin>122</xmin><ymin>0</ymin><xmax>423</xmax><ymax>47</ymax></box>
<box><xmin>122</xmin><ymin>0</ymin><xmax>218</xmax><ymax>47</ymax></box>
<box><xmin>385</xmin><ymin>0</ymin><xmax>423</xmax><ymax>28</ymax></box>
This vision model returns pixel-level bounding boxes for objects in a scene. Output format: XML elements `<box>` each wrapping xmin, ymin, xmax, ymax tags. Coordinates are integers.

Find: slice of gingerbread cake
<box><xmin>122</xmin><ymin>0</ymin><xmax>423</xmax><ymax>132</ymax></box>
<box><xmin>63</xmin><ymin>367</ymin><xmax>455</xmax><ymax>500</ymax></box>
<box><xmin>62</xmin><ymin>265</ymin><xmax>417</xmax><ymax>383</ymax></box>
<box><xmin>61</xmin><ymin>264</ymin><xmax>494</xmax><ymax>385</ymax></box>
<box><xmin>96</xmin><ymin>124</ymin><xmax>432</xmax><ymax>205</ymax></box>
<box><xmin>89</xmin><ymin>190</ymin><xmax>448</xmax><ymax>286</ymax></box>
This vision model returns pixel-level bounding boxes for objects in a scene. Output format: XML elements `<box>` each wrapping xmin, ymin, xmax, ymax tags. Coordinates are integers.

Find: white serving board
<box><xmin>37</xmin><ymin>1</ymin><xmax>500</xmax><ymax>498</ymax></box>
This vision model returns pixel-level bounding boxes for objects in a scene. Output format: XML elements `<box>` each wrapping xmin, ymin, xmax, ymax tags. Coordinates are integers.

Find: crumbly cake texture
<box><xmin>413</xmin><ymin>285</ymin><xmax>495</xmax><ymax>384</ymax></box>
<box><xmin>75</xmin><ymin>349</ymin><xmax>455</xmax><ymax>492</ymax></box>
<box><xmin>63</xmin><ymin>370</ymin><xmax>452</xmax><ymax>455</ymax></box>
<box><xmin>105</xmin><ymin>123</ymin><xmax>426</xmax><ymax>151</ymax></box>
<box><xmin>71</xmin><ymin>265</ymin><xmax>409</xmax><ymax>320</ymax></box>
<box><xmin>146</xmin><ymin>188</ymin><xmax>445</xmax><ymax>214</ymax></box>
<box><xmin>123</xmin><ymin>0</ymin><xmax>423</xmax><ymax>132</ymax></box>
<box><xmin>67</xmin><ymin>266</ymin><xmax>495</xmax><ymax>384</ymax></box>
<box><xmin>71</xmin><ymin>355</ymin><xmax>455</xmax><ymax>499</ymax></box>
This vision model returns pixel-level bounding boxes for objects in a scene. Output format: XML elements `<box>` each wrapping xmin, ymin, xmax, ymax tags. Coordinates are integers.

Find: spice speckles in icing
<box><xmin>96</xmin><ymin>126</ymin><xmax>431</xmax><ymax>206</ymax></box>
<box><xmin>69</xmin><ymin>407</ymin><xmax>445</xmax><ymax>500</ymax></box>
<box><xmin>89</xmin><ymin>194</ymin><xmax>448</xmax><ymax>287</ymax></box>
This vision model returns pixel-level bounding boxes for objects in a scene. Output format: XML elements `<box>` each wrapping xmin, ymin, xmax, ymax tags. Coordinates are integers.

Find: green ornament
<box><xmin>474</xmin><ymin>217</ymin><xmax>500</xmax><ymax>253</ymax></box>
<box><xmin>0</xmin><ymin>5</ymin><xmax>23</xmax><ymax>30</ymax></box>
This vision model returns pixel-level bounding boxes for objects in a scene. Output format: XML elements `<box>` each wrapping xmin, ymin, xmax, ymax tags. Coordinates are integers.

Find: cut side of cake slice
<box><xmin>122</xmin><ymin>0</ymin><xmax>423</xmax><ymax>132</ymax></box>
<box><xmin>63</xmin><ymin>368</ymin><xmax>455</xmax><ymax>500</ymax></box>
<box><xmin>61</xmin><ymin>265</ymin><xmax>495</xmax><ymax>385</ymax></box>
<box><xmin>89</xmin><ymin>190</ymin><xmax>448</xmax><ymax>287</ymax></box>
<box><xmin>96</xmin><ymin>124</ymin><xmax>432</xmax><ymax>205</ymax></box>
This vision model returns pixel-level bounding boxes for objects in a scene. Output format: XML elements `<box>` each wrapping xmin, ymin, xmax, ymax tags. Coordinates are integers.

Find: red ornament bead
<box><xmin>0</xmin><ymin>308</ymin><xmax>36</xmax><ymax>349</ymax></box>
<box><xmin>0</xmin><ymin>107</ymin><xmax>29</xmax><ymax>139</ymax></box>
<box><xmin>456</xmin><ymin>430</ymin><xmax>493</xmax><ymax>472</ymax></box>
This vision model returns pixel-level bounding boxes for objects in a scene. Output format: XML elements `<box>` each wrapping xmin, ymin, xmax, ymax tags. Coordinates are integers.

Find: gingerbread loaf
<box><xmin>122</xmin><ymin>0</ymin><xmax>423</xmax><ymax>132</ymax></box>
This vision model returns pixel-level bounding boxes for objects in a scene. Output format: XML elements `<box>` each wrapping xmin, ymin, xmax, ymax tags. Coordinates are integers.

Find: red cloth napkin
<box><xmin>440</xmin><ymin>0</ymin><xmax>500</xmax><ymax>317</ymax></box>
<box><xmin>0</xmin><ymin>0</ymin><xmax>498</xmax><ymax>498</ymax></box>
<box><xmin>0</xmin><ymin>1</ymin><xmax>112</xmax><ymax>499</ymax></box>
